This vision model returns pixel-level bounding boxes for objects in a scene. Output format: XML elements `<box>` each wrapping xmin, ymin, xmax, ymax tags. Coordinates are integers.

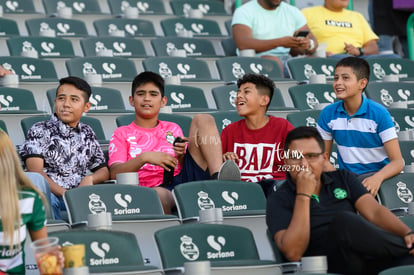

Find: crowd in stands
<box><xmin>1</xmin><ymin>0</ymin><xmax>414</xmax><ymax>273</ymax></box>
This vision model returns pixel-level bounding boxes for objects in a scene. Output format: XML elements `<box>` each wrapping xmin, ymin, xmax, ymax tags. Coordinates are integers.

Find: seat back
<box><xmin>221</xmin><ymin>37</ymin><xmax>237</xmax><ymax>56</ymax></box>
<box><xmin>399</xmin><ymin>141</ymin><xmax>414</xmax><ymax>166</ymax></box>
<box><xmin>93</xmin><ymin>18</ymin><xmax>156</xmax><ymax>37</ymax></box>
<box><xmin>365</xmin><ymin>82</ymin><xmax>414</xmax><ymax>108</ymax></box>
<box><xmin>49</xmin><ymin>230</ymin><xmax>149</xmax><ymax>273</ymax></box>
<box><xmin>151</xmin><ymin>37</ymin><xmax>217</xmax><ymax>57</ymax></box>
<box><xmin>142</xmin><ymin>56</ymin><xmax>213</xmax><ymax>81</ymax></box>
<box><xmin>173</xmin><ymin>180</ymin><xmax>266</xmax><ymax>220</ymax></box>
<box><xmin>216</xmin><ymin>56</ymin><xmax>283</xmax><ymax>81</ymax></box>
<box><xmin>64</xmin><ymin>184</ymin><xmax>165</xmax><ymax>224</ymax></box>
<box><xmin>0</xmin><ymin>56</ymin><xmax>58</xmax><ymax>82</ymax></box>
<box><xmin>81</xmin><ymin>36</ymin><xmax>147</xmax><ymax>58</ymax></box>
<box><xmin>288</xmin><ymin>83</ymin><xmax>336</xmax><ymax>110</ymax></box>
<box><xmin>212</xmin><ymin>84</ymin><xmax>289</xmax><ymax>111</ymax></box>
<box><xmin>0</xmin><ymin>120</ymin><xmax>8</xmax><ymax>133</ymax></box>
<box><xmin>21</xmin><ymin>115</ymin><xmax>107</xmax><ymax>143</ymax></box>
<box><xmin>0</xmin><ymin>0</ymin><xmax>36</xmax><ymax>13</ymax></box>
<box><xmin>170</xmin><ymin>0</ymin><xmax>228</xmax><ymax>16</ymax></box>
<box><xmin>211</xmin><ymin>111</ymin><xmax>242</xmax><ymax>133</ymax></box>
<box><xmin>378</xmin><ymin>265</ymin><xmax>414</xmax><ymax>275</ymax></box>
<box><xmin>161</xmin><ymin>18</ymin><xmax>222</xmax><ymax>37</ymax></box>
<box><xmin>26</xmin><ymin>18</ymin><xmax>89</xmax><ymax>37</ymax></box>
<box><xmin>0</xmin><ymin>18</ymin><xmax>19</xmax><ymax>37</ymax></box>
<box><xmin>65</xmin><ymin>56</ymin><xmax>137</xmax><ymax>82</ymax></box>
<box><xmin>0</xmin><ymin>87</ymin><xmax>45</xmax><ymax>114</ymax></box>
<box><xmin>286</xmin><ymin>109</ymin><xmax>321</xmax><ymax>128</ymax></box>
<box><xmin>116</xmin><ymin>113</ymin><xmax>193</xmax><ymax>136</ymax></box>
<box><xmin>155</xmin><ymin>223</ymin><xmax>260</xmax><ymax>269</ymax></box>
<box><xmin>7</xmin><ymin>36</ymin><xmax>75</xmax><ymax>58</ymax></box>
<box><xmin>165</xmin><ymin>84</ymin><xmax>210</xmax><ymax>112</ymax></box>
<box><xmin>287</xmin><ymin>57</ymin><xmax>338</xmax><ymax>81</ymax></box>
<box><xmin>388</xmin><ymin>108</ymin><xmax>414</xmax><ymax>132</ymax></box>
<box><xmin>42</xmin><ymin>0</ymin><xmax>102</xmax><ymax>15</ymax></box>
<box><xmin>367</xmin><ymin>58</ymin><xmax>414</xmax><ymax>81</ymax></box>
<box><xmin>378</xmin><ymin>173</ymin><xmax>414</xmax><ymax>210</ymax></box>
<box><xmin>108</xmin><ymin>0</ymin><xmax>166</xmax><ymax>15</ymax></box>
<box><xmin>47</xmin><ymin>87</ymin><xmax>129</xmax><ymax>113</ymax></box>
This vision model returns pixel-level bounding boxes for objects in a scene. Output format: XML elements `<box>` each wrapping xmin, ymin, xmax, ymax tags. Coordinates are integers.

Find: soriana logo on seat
<box><xmin>206</xmin><ymin>235</ymin><xmax>235</xmax><ymax>259</ymax></box>
<box><xmin>221</xmin><ymin>191</ymin><xmax>247</xmax><ymax>212</ymax></box>
<box><xmin>90</xmin><ymin>241</ymin><xmax>119</xmax><ymax>266</ymax></box>
<box><xmin>113</xmin><ymin>193</ymin><xmax>141</xmax><ymax>215</ymax></box>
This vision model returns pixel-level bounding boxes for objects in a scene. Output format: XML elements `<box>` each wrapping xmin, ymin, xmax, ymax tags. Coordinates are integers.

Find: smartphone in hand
<box><xmin>295</xmin><ymin>30</ymin><xmax>309</xmax><ymax>38</ymax></box>
<box><xmin>161</xmin><ymin>137</ymin><xmax>184</xmax><ymax>187</ymax></box>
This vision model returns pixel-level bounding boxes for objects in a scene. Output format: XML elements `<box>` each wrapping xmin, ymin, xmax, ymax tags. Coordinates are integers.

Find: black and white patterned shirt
<box><xmin>20</xmin><ymin>114</ymin><xmax>106</xmax><ymax>189</ymax></box>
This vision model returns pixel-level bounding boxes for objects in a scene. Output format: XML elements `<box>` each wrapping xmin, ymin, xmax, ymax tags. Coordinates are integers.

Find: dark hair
<box><xmin>56</xmin><ymin>76</ymin><xmax>92</xmax><ymax>102</ymax></box>
<box><xmin>284</xmin><ymin>126</ymin><xmax>325</xmax><ymax>152</ymax></box>
<box><xmin>335</xmin><ymin>57</ymin><xmax>370</xmax><ymax>82</ymax></box>
<box><xmin>237</xmin><ymin>74</ymin><xmax>274</xmax><ymax>110</ymax></box>
<box><xmin>131</xmin><ymin>71</ymin><xmax>165</xmax><ymax>97</ymax></box>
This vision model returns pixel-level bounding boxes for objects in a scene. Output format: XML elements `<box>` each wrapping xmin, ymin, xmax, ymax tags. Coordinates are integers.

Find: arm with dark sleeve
<box><xmin>266</xmin><ymin>188</ymin><xmax>311</xmax><ymax>261</ymax></box>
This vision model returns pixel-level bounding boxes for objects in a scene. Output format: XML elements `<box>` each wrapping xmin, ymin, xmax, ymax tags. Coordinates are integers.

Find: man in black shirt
<box><xmin>266</xmin><ymin>126</ymin><xmax>414</xmax><ymax>274</ymax></box>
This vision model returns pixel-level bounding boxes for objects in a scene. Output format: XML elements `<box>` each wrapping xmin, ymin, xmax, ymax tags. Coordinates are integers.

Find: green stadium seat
<box><xmin>288</xmin><ymin>83</ymin><xmax>336</xmax><ymax>110</ymax></box>
<box><xmin>93</xmin><ymin>18</ymin><xmax>156</xmax><ymax>37</ymax></box>
<box><xmin>81</xmin><ymin>36</ymin><xmax>147</xmax><ymax>58</ymax></box>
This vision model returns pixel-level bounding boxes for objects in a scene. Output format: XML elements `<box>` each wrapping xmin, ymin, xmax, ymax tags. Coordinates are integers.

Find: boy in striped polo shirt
<box><xmin>317</xmin><ymin>57</ymin><xmax>404</xmax><ymax>196</ymax></box>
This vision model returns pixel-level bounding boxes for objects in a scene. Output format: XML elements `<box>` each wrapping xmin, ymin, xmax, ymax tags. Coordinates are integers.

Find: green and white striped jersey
<box><xmin>0</xmin><ymin>188</ymin><xmax>46</xmax><ymax>274</ymax></box>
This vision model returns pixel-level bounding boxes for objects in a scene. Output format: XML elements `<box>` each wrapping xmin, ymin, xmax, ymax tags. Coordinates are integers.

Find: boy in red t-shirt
<box><xmin>221</xmin><ymin>74</ymin><xmax>294</xmax><ymax>196</ymax></box>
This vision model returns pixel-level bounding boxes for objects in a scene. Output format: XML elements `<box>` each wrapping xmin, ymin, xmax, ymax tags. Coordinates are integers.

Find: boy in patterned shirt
<box><xmin>20</xmin><ymin>76</ymin><xmax>109</xmax><ymax>219</ymax></box>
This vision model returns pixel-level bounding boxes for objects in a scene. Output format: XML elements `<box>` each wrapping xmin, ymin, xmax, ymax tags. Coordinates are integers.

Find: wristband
<box><xmin>358</xmin><ymin>47</ymin><xmax>364</xmax><ymax>56</ymax></box>
<box><xmin>296</xmin><ymin>192</ymin><xmax>312</xmax><ymax>199</ymax></box>
<box><xmin>405</xmin><ymin>231</ymin><xmax>414</xmax><ymax>236</ymax></box>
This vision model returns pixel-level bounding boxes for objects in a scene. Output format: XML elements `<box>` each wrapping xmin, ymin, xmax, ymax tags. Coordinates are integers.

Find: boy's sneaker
<box><xmin>217</xmin><ymin>160</ymin><xmax>241</xmax><ymax>181</ymax></box>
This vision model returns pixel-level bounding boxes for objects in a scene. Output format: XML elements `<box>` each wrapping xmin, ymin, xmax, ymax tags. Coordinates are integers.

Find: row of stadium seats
<box><xmin>0</xmin><ymin>16</ymin><xmax>232</xmax><ymax>38</ymax></box>
<box><xmin>2</xmin><ymin>55</ymin><xmax>414</xmax><ymax>85</ymax></box>
<box><xmin>1</xmin><ymin>81</ymin><xmax>414</xmax><ymax>116</ymax></box>
<box><xmin>22</xmin><ymin>175</ymin><xmax>414</xmax><ymax>274</ymax></box>
<box><xmin>2</xmin><ymin>103</ymin><xmax>414</xmax><ymax>148</ymax></box>
<box><xmin>0</xmin><ymin>0</ymin><xmax>230</xmax><ymax>17</ymax></box>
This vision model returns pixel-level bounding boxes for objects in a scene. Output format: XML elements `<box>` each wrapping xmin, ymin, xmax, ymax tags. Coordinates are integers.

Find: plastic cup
<box><xmin>382</xmin><ymin>74</ymin><xmax>399</xmax><ymax>82</ymax></box>
<box><xmin>62</xmin><ymin>244</ymin><xmax>85</xmax><ymax>268</ymax></box>
<box><xmin>309</xmin><ymin>74</ymin><xmax>327</xmax><ymax>84</ymax></box>
<box><xmin>96</xmin><ymin>49</ymin><xmax>114</xmax><ymax>57</ymax></box>
<box><xmin>39</xmin><ymin>29</ymin><xmax>56</xmax><ymax>37</ymax></box>
<box><xmin>21</xmin><ymin>50</ymin><xmax>39</xmax><ymax>58</ymax></box>
<box><xmin>0</xmin><ymin>74</ymin><xmax>19</xmax><ymax>87</ymax></box>
<box><xmin>116</xmin><ymin>172</ymin><xmax>139</xmax><ymax>185</ymax></box>
<box><xmin>184</xmin><ymin>261</ymin><xmax>211</xmax><ymax>275</ymax></box>
<box><xmin>239</xmin><ymin>49</ymin><xmax>256</xmax><ymax>57</ymax></box>
<box><xmin>63</xmin><ymin>266</ymin><xmax>90</xmax><ymax>275</ymax></box>
<box><xmin>164</xmin><ymin>75</ymin><xmax>181</xmax><ymax>85</ymax></box>
<box><xmin>199</xmin><ymin>208</ymin><xmax>223</xmax><ymax>224</ymax></box>
<box><xmin>124</xmin><ymin>7</ymin><xmax>139</xmax><ymax>19</ymax></box>
<box><xmin>30</xmin><ymin>237</ymin><xmax>63</xmax><ymax>275</ymax></box>
<box><xmin>169</xmin><ymin>49</ymin><xmax>187</xmax><ymax>57</ymax></box>
<box><xmin>301</xmin><ymin>256</ymin><xmax>328</xmax><ymax>273</ymax></box>
<box><xmin>58</xmin><ymin>6</ymin><xmax>72</xmax><ymax>18</ymax></box>
<box><xmin>84</xmin><ymin>73</ymin><xmax>102</xmax><ymax>87</ymax></box>
<box><xmin>188</xmin><ymin>9</ymin><xmax>203</xmax><ymax>18</ymax></box>
<box><xmin>87</xmin><ymin>212</ymin><xmax>112</xmax><ymax>230</ymax></box>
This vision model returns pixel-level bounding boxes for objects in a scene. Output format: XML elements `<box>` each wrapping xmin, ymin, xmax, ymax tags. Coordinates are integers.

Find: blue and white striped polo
<box><xmin>317</xmin><ymin>96</ymin><xmax>397</xmax><ymax>175</ymax></box>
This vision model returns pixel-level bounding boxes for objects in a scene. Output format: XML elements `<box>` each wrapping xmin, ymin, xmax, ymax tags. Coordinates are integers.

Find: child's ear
<box><xmin>261</xmin><ymin>95</ymin><xmax>270</xmax><ymax>107</ymax></box>
<box><xmin>359</xmin><ymin>78</ymin><xmax>368</xmax><ymax>90</ymax></box>
<box><xmin>161</xmin><ymin>96</ymin><xmax>167</xmax><ymax>107</ymax></box>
